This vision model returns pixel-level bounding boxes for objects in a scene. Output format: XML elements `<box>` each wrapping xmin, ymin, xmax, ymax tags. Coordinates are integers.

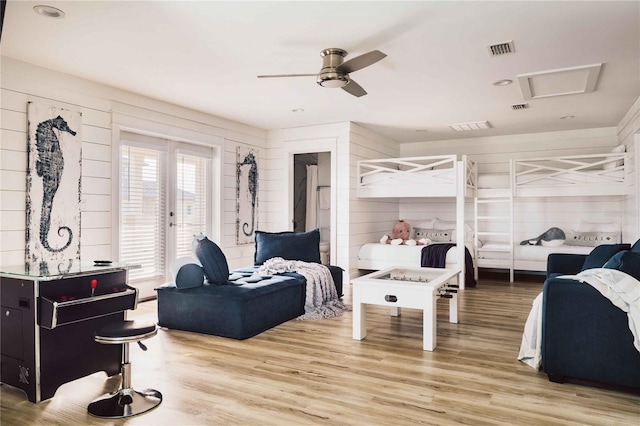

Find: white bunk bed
<box><xmin>357</xmin><ymin>155</ymin><xmax>477</xmax><ymax>289</ymax></box>
<box><xmin>475</xmin><ymin>148</ymin><xmax>631</xmax><ymax>279</ymax></box>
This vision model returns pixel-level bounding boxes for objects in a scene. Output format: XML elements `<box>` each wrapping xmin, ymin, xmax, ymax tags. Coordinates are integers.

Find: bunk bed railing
<box><xmin>358</xmin><ymin>155</ymin><xmax>477</xmax><ymax>193</ymax></box>
<box><xmin>512</xmin><ymin>152</ymin><xmax>628</xmax><ymax>190</ymax></box>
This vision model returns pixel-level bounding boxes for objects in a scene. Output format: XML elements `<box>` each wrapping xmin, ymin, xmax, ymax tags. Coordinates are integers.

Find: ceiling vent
<box><xmin>487</xmin><ymin>40</ymin><xmax>515</xmax><ymax>56</ymax></box>
<box><xmin>511</xmin><ymin>103</ymin><xmax>529</xmax><ymax>110</ymax></box>
<box><xmin>449</xmin><ymin>121</ymin><xmax>492</xmax><ymax>132</ymax></box>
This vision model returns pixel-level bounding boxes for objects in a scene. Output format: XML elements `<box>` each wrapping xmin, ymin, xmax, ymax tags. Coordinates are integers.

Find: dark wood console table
<box><xmin>0</xmin><ymin>262</ymin><xmax>139</xmax><ymax>402</ymax></box>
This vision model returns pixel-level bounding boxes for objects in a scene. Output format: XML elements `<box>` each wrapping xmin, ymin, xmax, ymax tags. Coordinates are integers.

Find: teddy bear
<box><xmin>379</xmin><ymin>220</ymin><xmax>430</xmax><ymax>246</ymax></box>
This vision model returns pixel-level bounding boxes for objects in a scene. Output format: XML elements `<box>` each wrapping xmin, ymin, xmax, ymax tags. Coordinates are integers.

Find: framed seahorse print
<box><xmin>26</xmin><ymin>102</ymin><xmax>82</xmax><ymax>265</ymax></box>
<box><xmin>236</xmin><ymin>146</ymin><xmax>258</xmax><ymax>245</ymax></box>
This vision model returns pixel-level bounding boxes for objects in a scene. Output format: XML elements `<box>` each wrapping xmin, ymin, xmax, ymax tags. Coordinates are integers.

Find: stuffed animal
<box><xmin>380</xmin><ymin>220</ymin><xmax>430</xmax><ymax>246</ymax></box>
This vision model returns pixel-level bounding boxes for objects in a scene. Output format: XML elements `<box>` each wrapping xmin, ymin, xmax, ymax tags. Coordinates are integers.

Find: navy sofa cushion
<box><xmin>156</xmin><ymin>273</ymin><xmax>306</xmax><ymax>339</ymax></box>
<box><xmin>581</xmin><ymin>243</ymin><xmax>630</xmax><ymax>271</ymax></box>
<box><xmin>603</xmin><ymin>251</ymin><xmax>640</xmax><ymax>280</ymax></box>
<box><xmin>631</xmin><ymin>239</ymin><xmax>640</xmax><ymax>253</ymax></box>
<box><xmin>254</xmin><ymin>229</ymin><xmax>321</xmax><ymax>265</ymax></box>
<box><xmin>175</xmin><ymin>263</ymin><xmax>205</xmax><ymax>289</ymax></box>
<box><xmin>194</xmin><ymin>237</ymin><xmax>229</xmax><ymax>284</ymax></box>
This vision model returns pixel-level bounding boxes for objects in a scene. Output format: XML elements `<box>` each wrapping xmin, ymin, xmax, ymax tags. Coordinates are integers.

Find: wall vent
<box><xmin>449</xmin><ymin>121</ymin><xmax>492</xmax><ymax>132</ymax></box>
<box><xmin>487</xmin><ymin>40</ymin><xmax>515</xmax><ymax>56</ymax></box>
<box><xmin>511</xmin><ymin>103</ymin><xmax>529</xmax><ymax>110</ymax></box>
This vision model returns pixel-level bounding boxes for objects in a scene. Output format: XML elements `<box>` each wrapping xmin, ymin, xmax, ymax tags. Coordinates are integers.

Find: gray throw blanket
<box><xmin>257</xmin><ymin>257</ymin><xmax>350</xmax><ymax>320</ymax></box>
<box><xmin>520</xmin><ymin>227</ymin><xmax>566</xmax><ymax>245</ymax></box>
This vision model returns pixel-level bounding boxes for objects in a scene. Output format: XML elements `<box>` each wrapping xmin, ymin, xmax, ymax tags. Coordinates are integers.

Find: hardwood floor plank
<box><xmin>1</xmin><ymin>276</ymin><xmax>639</xmax><ymax>425</ymax></box>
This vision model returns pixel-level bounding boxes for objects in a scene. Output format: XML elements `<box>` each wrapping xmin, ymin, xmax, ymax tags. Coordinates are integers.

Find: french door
<box><xmin>119</xmin><ymin>133</ymin><xmax>213</xmax><ymax>298</ymax></box>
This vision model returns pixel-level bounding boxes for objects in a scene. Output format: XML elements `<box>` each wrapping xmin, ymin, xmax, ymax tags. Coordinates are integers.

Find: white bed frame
<box><xmin>357</xmin><ymin>155</ymin><xmax>476</xmax><ymax>289</ymax></box>
<box><xmin>476</xmin><ymin>149</ymin><xmax>631</xmax><ymax>278</ymax></box>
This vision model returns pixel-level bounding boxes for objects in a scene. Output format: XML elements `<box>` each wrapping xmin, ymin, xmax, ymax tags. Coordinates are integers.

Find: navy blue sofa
<box><xmin>156</xmin><ymin>230</ymin><xmax>343</xmax><ymax>339</ymax></box>
<box><xmin>541</xmin><ymin>242</ymin><xmax>640</xmax><ymax>390</ymax></box>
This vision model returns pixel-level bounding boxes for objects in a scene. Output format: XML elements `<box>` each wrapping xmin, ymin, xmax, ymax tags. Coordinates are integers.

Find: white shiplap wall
<box><xmin>0</xmin><ymin>57</ymin><xmax>267</xmax><ymax>270</ymax></box>
<box><xmin>617</xmin><ymin>96</ymin><xmax>640</xmax><ymax>241</ymax></box>
<box><xmin>266</xmin><ymin>122</ymin><xmax>399</xmax><ymax>279</ymax></box>
<box><xmin>399</xmin><ymin>128</ymin><xmax>627</xmax><ymax>244</ymax></box>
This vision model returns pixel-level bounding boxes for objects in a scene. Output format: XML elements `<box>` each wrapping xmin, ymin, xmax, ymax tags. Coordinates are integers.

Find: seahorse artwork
<box><xmin>35</xmin><ymin>115</ymin><xmax>76</xmax><ymax>252</ymax></box>
<box><xmin>236</xmin><ymin>147</ymin><xmax>259</xmax><ymax>245</ymax></box>
<box><xmin>26</xmin><ymin>103</ymin><xmax>82</xmax><ymax>264</ymax></box>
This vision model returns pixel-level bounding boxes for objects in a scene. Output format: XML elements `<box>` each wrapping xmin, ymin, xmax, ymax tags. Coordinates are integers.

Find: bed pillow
<box><xmin>576</xmin><ymin>219</ymin><xmax>621</xmax><ymax>234</ymax></box>
<box><xmin>581</xmin><ymin>243</ymin><xmax>630</xmax><ymax>271</ymax></box>
<box><xmin>602</xmin><ymin>144</ymin><xmax>626</xmax><ymax>170</ymax></box>
<box><xmin>413</xmin><ymin>228</ymin><xmax>452</xmax><ymax>242</ymax></box>
<box><xmin>567</xmin><ymin>231</ymin><xmax>620</xmax><ymax>247</ymax></box>
<box><xmin>194</xmin><ymin>237</ymin><xmax>229</xmax><ymax>284</ymax></box>
<box><xmin>603</xmin><ymin>251</ymin><xmax>640</xmax><ymax>280</ymax></box>
<box><xmin>254</xmin><ymin>229</ymin><xmax>321</xmax><ymax>265</ymax></box>
<box><xmin>433</xmin><ymin>218</ymin><xmax>474</xmax><ymax>241</ymax></box>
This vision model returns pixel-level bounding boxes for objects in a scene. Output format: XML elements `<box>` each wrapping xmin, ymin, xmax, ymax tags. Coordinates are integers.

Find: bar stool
<box><xmin>88</xmin><ymin>320</ymin><xmax>162</xmax><ymax>418</ymax></box>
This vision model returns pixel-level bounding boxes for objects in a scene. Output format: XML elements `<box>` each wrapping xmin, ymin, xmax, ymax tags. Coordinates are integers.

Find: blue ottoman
<box><xmin>156</xmin><ymin>274</ymin><xmax>306</xmax><ymax>340</ymax></box>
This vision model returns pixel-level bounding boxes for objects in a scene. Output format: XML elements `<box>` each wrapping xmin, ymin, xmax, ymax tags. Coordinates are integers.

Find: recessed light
<box><xmin>560</xmin><ymin>115</ymin><xmax>575</xmax><ymax>120</ymax></box>
<box><xmin>33</xmin><ymin>5</ymin><xmax>66</xmax><ymax>19</ymax></box>
<box><xmin>291</xmin><ymin>108</ymin><xmax>304</xmax><ymax>113</ymax></box>
<box><xmin>493</xmin><ymin>79</ymin><xmax>513</xmax><ymax>86</ymax></box>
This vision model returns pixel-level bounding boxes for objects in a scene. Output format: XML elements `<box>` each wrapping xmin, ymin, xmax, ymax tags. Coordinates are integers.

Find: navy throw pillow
<box><xmin>175</xmin><ymin>263</ymin><xmax>205</xmax><ymax>289</ymax></box>
<box><xmin>581</xmin><ymin>243</ymin><xmax>630</xmax><ymax>271</ymax></box>
<box><xmin>194</xmin><ymin>237</ymin><xmax>229</xmax><ymax>284</ymax></box>
<box><xmin>603</xmin><ymin>251</ymin><xmax>640</xmax><ymax>281</ymax></box>
<box><xmin>254</xmin><ymin>229</ymin><xmax>321</xmax><ymax>265</ymax></box>
<box><xmin>631</xmin><ymin>239</ymin><xmax>640</xmax><ymax>253</ymax></box>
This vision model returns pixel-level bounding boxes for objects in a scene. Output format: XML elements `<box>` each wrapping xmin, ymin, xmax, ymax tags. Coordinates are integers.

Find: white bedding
<box><xmin>357</xmin><ymin>242</ymin><xmax>475</xmax><ymax>270</ymax></box>
<box><xmin>478</xmin><ymin>243</ymin><xmax>593</xmax><ymax>263</ymax></box>
<box><xmin>360</xmin><ymin>168</ymin><xmax>456</xmax><ymax>186</ymax></box>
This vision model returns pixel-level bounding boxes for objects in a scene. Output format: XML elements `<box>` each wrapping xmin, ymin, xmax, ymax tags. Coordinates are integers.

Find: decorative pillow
<box><xmin>567</xmin><ymin>231</ymin><xmax>620</xmax><ymax>247</ymax></box>
<box><xmin>433</xmin><ymin>218</ymin><xmax>474</xmax><ymax>241</ymax></box>
<box><xmin>602</xmin><ymin>144</ymin><xmax>626</xmax><ymax>170</ymax></box>
<box><xmin>194</xmin><ymin>237</ymin><xmax>229</xmax><ymax>284</ymax></box>
<box><xmin>576</xmin><ymin>219</ymin><xmax>621</xmax><ymax>234</ymax></box>
<box><xmin>581</xmin><ymin>243</ymin><xmax>630</xmax><ymax>270</ymax></box>
<box><xmin>171</xmin><ymin>256</ymin><xmax>205</xmax><ymax>289</ymax></box>
<box><xmin>631</xmin><ymin>239</ymin><xmax>640</xmax><ymax>253</ymax></box>
<box><xmin>175</xmin><ymin>264</ymin><xmax>205</xmax><ymax>289</ymax></box>
<box><xmin>254</xmin><ymin>229</ymin><xmax>321</xmax><ymax>265</ymax></box>
<box><xmin>414</xmin><ymin>228</ymin><xmax>452</xmax><ymax>242</ymax></box>
<box><xmin>603</xmin><ymin>251</ymin><xmax>640</xmax><ymax>280</ymax></box>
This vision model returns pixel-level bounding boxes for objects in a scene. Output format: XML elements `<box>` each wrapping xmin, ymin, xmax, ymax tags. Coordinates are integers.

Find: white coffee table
<box><xmin>351</xmin><ymin>267</ymin><xmax>460</xmax><ymax>351</ymax></box>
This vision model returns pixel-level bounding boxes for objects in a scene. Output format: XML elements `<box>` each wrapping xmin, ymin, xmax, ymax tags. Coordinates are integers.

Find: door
<box><xmin>119</xmin><ymin>133</ymin><xmax>213</xmax><ymax>299</ymax></box>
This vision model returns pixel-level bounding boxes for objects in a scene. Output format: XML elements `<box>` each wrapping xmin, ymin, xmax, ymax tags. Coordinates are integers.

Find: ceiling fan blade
<box><xmin>337</xmin><ymin>50</ymin><xmax>387</xmax><ymax>74</ymax></box>
<box><xmin>257</xmin><ymin>73</ymin><xmax>317</xmax><ymax>78</ymax></box>
<box><xmin>342</xmin><ymin>79</ymin><xmax>367</xmax><ymax>97</ymax></box>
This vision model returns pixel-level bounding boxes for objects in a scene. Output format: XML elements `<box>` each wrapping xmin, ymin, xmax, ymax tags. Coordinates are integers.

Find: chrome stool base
<box><xmin>88</xmin><ymin>387</ymin><xmax>162</xmax><ymax>418</ymax></box>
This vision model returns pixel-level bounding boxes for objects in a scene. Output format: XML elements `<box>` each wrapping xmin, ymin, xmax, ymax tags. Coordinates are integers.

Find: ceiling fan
<box><xmin>257</xmin><ymin>48</ymin><xmax>387</xmax><ymax>97</ymax></box>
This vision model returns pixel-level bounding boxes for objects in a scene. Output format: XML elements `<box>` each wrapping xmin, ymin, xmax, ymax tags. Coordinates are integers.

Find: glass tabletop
<box><xmin>0</xmin><ymin>260</ymin><xmax>140</xmax><ymax>281</ymax></box>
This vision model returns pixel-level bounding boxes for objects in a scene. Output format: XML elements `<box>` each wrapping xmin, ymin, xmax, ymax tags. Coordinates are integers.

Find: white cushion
<box><xmin>603</xmin><ymin>144</ymin><xmax>625</xmax><ymax>170</ymax></box>
<box><xmin>577</xmin><ymin>219</ymin><xmax>621</xmax><ymax>234</ymax></box>
<box><xmin>433</xmin><ymin>218</ymin><xmax>474</xmax><ymax>241</ymax></box>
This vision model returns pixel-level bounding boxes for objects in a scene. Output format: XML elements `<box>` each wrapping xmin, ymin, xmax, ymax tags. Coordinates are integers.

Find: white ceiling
<box><xmin>2</xmin><ymin>1</ymin><xmax>639</xmax><ymax>143</ymax></box>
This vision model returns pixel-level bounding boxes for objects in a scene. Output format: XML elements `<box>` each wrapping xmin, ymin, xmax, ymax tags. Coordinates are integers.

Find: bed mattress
<box><xmin>357</xmin><ymin>242</ymin><xmax>474</xmax><ymax>270</ymax></box>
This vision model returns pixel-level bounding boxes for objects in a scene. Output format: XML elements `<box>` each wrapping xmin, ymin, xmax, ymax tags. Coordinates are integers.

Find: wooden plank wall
<box><xmin>0</xmin><ymin>58</ymin><xmax>267</xmax><ymax>270</ymax></box>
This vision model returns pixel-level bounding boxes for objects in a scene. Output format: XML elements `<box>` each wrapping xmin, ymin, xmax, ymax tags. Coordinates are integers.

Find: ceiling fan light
<box><xmin>317</xmin><ymin>72</ymin><xmax>349</xmax><ymax>88</ymax></box>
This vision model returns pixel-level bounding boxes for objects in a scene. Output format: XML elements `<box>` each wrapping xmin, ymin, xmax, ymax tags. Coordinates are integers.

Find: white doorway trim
<box><xmin>284</xmin><ymin>138</ymin><xmax>338</xmax><ymax>264</ymax></box>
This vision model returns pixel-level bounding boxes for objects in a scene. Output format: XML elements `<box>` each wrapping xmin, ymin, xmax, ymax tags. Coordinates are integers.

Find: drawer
<box><xmin>353</xmin><ymin>283</ymin><xmax>431</xmax><ymax>310</ymax></box>
<box><xmin>38</xmin><ymin>286</ymin><xmax>137</xmax><ymax>329</ymax></box>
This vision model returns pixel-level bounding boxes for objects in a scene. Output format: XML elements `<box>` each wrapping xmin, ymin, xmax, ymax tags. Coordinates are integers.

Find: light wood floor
<box><xmin>2</xmin><ymin>274</ymin><xmax>640</xmax><ymax>425</ymax></box>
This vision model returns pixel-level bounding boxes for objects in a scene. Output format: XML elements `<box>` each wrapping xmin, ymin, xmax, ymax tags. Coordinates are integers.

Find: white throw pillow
<box><xmin>576</xmin><ymin>219</ymin><xmax>621</xmax><ymax>234</ymax></box>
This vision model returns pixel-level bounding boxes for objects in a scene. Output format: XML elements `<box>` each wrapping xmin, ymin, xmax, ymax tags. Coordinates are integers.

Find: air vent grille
<box><xmin>511</xmin><ymin>103</ymin><xmax>529</xmax><ymax>110</ymax></box>
<box><xmin>449</xmin><ymin>121</ymin><xmax>492</xmax><ymax>132</ymax></box>
<box><xmin>487</xmin><ymin>40</ymin><xmax>515</xmax><ymax>56</ymax></box>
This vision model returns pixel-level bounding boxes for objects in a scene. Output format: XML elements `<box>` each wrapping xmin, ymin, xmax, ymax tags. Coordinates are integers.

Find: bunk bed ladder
<box><xmin>474</xmin><ymin>193</ymin><xmax>514</xmax><ymax>282</ymax></box>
